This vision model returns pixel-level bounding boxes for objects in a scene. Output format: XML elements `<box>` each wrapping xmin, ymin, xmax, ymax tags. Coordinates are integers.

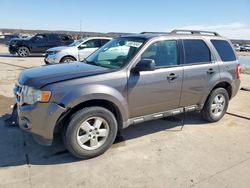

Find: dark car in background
<box><xmin>0</xmin><ymin>34</ymin><xmax>19</xmax><ymax>45</ymax></box>
<box><xmin>8</xmin><ymin>33</ymin><xmax>74</xmax><ymax>57</ymax></box>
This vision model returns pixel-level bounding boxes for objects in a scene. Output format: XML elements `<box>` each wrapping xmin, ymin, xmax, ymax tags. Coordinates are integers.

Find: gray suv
<box><xmin>14</xmin><ymin>30</ymin><xmax>241</xmax><ymax>159</ymax></box>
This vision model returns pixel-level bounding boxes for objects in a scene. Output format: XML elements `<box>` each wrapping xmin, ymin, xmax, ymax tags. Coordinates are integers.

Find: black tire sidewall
<box><xmin>65</xmin><ymin>107</ymin><xmax>118</xmax><ymax>159</ymax></box>
<box><xmin>61</xmin><ymin>57</ymin><xmax>75</xmax><ymax>63</ymax></box>
<box><xmin>202</xmin><ymin>88</ymin><xmax>229</xmax><ymax>122</ymax></box>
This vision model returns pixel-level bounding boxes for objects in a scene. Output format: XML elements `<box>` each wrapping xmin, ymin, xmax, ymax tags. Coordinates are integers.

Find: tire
<box><xmin>17</xmin><ymin>46</ymin><xmax>30</xmax><ymax>57</ymax></box>
<box><xmin>60</xmin><ymin>56</ymin><xmax>76</xmax><ymax>63</ymax></box>
<box><xmin>64</xmin><ymin>107</ymin><xmax>118</xmax><ymax>159</ymax></box>
<box><xmin>201</xmin><ymin>88</ymin><xmax>229</xmax><ymax>122</ymax></box>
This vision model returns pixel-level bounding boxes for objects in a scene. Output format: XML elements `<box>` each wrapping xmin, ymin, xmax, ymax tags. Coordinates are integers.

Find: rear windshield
<box><xmin>211</xmin><ymin>40</ymin><xmax>236</xmax><ymax>62</ymax></box>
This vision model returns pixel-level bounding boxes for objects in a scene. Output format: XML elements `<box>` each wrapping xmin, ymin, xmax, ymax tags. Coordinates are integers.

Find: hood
<box><xmin>46</xmin><ymin>46</ymin><xmax>73</xmax><ymax>52</ymax></box>
<box><xmin>18</xmin><ymin>62</ymin><xmax>112</xmax><ymax>88</ymax></box>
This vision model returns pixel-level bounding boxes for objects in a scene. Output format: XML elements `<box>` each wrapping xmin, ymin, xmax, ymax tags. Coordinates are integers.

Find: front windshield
<box><xmin>85</xmin><ymin>37</ymin><xmax>145</xmax><ymax>69</ymax></box>
<box><xmin>68</xmin><ymin>38</ymin><xmax>86</xmax><ymax>47</ymax></box>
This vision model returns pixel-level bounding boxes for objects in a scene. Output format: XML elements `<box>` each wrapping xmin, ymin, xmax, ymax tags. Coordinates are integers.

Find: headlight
<box><xmin>22</xmin><ymin>86</ymin><xmax>51</xmax><ymax>104</ymax></box>
<box><xmin>47</xmin><ymin>51</ymin><xmax>60</xmax><ymax>55</ymax></box>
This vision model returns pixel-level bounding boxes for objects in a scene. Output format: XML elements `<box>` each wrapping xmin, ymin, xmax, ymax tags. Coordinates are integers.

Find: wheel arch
<box><xmin>54</xmin><ymin>99</ymin><xmax>124</xmax><ymax>135</ymax></box>
<box><xmin>60</xmin><ymin>55</ymin><xmax>77</xmax><ymax>63</ymax></box>
<box><xmin>199</xmin><ymin>80</ymin><xmax>233</xmax><ymax>109</ymax></box>
<box><xmin>211</xmin><ymin>81</ymin><xmax>232</xmax><ymax>99</ymax></box>
<box><xmin>18</xmin><ymin>45</ymin><xmax>31</xmax><ymax>51</ymax></box>
<box><xmin>53</xmin><ymin>84</ymin><xmax>129</xmax><ymax>135</ymax></box>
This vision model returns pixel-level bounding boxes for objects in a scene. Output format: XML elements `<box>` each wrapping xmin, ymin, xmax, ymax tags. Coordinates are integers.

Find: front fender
<box><xmin>60</xmin><ymin>84</ymin><xmax>129</xmax><ymax>122</ymax></box>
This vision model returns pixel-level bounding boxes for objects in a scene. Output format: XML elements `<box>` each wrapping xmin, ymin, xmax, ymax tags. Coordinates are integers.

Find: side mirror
<box><xmin>78</xmin><ymin>44</ymin><xmax>87</xmax><ymax>49</ymax></box>
<box><xmin>133</xmin><ymin>59</ymin><xmax>155</xmax><ymax>72</ymax></box>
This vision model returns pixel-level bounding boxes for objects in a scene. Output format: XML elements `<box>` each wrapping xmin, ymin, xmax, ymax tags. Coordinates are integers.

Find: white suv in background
<box><xmin>44</xmin><ymin>37</ymin><xmax>112</xmax><ymax>64</ymax></box>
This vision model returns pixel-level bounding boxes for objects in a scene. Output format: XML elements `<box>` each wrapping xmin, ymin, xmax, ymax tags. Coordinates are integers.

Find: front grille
<box><xmin>14</xmin><ymin>83</ymin><xmax>24</xmax><ymax>105</ymax></box>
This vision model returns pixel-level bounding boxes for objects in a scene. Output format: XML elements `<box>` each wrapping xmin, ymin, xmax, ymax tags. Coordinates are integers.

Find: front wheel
<box><xmin>60</xmin><ymin>56</ymin><xmax>76</xmax><ymax>63</ymax></box>
<box><xmin>201</xmin><ymin>88</ymin><xmax>229</xmax><ymax>122</ymax></box>
<box><xmin>64</xmin><ymin>107</ymin><xmax>118</xmax><ymax>159</ymax></box>
<box><xmin>17</xmin><ymin>46</ymin><xmax>30</xmax><ymax>57</ymax></box>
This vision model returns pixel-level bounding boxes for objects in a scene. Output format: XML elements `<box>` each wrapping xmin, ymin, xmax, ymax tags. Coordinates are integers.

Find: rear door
<box><xmin>78</xmin><ymin>39</ymin><xmax>102</xmax><ymax>61</ymax></box>
<box><xmin>179</xmin><ymin>39</ymin><xmax>220</xmax><ymax>107</ymax></box>
<box><xmin>128</xmin><ymin>39</ymin><xmax>183</xmax><ymax>117</ymax></box>
<box><xmin>47</xmin><ymin>34</ymin><xmax>62</xmax><ymax>48</ymax></box>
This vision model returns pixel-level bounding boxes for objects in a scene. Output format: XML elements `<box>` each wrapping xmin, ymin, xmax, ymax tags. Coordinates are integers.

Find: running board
<box><xmin>129</xmin><ymin>105</ymin><xmax>198</xmax><ymax>126</ymax></box>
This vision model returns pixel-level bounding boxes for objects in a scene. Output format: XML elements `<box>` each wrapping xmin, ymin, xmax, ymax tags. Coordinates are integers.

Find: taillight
<box><xmin>236</xmin><ymin>64</ymin><xmax>241</xmax><ymax>79</ymax></box>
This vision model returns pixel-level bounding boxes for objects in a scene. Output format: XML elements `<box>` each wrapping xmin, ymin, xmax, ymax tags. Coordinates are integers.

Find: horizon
<box><xmin>1</xmin><ymin>0</ymin><xmax>250</xmax><ymax>39</ymax></box>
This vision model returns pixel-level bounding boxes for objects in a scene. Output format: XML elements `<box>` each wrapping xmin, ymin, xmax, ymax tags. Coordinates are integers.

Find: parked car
<box><xmin>8</xmin><ymin>33</ymin><xmax>74</xmax><ymax>57</ymax></box>
<box><xmin>240</xmin><ymin>45</ymin><xmax>250</xmax><ymax>52</ymax></box>
<box><xmin>233</xmin><ymin>44</ymin><xmax>240</xmax><ymax>51</ymax></box>
<box><xmin>14</xmin><ymin>30</ymin><xmax>241</xmax><ymax>159</ymax></box>
<box><xmin>44</xmin><ymin>37</ymin><xmax>111</xmax><ymax>64</ymax></box>
<box><xmin>0</xmin><ymin>34</ymin><xmax>19</xmax><ymax>45</ymax></box>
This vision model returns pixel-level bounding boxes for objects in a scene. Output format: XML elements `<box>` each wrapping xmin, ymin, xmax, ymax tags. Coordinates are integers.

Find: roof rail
<box><xmin>170</xmin><ymin>29</ymin><xmax>220</xmax><ymax>36</ymax></box>
<box><xmin>140</xmin><ymin>32</ymin><xmax>169</xmax><ymax>35</ymax></box>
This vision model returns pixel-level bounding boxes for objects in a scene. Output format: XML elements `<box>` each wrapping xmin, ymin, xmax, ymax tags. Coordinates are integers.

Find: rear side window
<box><xmin>211</xmin><ymin>40</ymin><xmax>236</xmax><ymax>62</ymax></box>
<box><xmin>60</xmin><ymin>35</ymin><xmax>72</xmax><ymax>42</ymax></box>
<box><xmin>84</xmin><ymin>39</ymin><xmax>102</xmax><ymax>48</ymax></box>
<box><xmin>183</xmin><ymin>39</ymin><xmax>211</xmax><ymax>64</ymax></box>
<box><xmin>102</xmin><ymin>39</ymin><xmax>110</xmax><ymax>45</ymax></box>
<box><xmin>48</xmin><ymin>35</ymin><xmax>60</xmax><ymax>42</ymax></box>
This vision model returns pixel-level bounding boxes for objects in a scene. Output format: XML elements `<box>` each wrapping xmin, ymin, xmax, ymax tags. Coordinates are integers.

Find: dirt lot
<box><xmin>0</xmin><ymin>45</ymin><xmax>250</xmax><ymax>188</ymax></box>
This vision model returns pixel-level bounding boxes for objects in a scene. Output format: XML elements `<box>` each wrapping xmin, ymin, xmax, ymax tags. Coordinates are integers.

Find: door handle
<box><xmin>207</xmin><ymin>68</ymin><xmax>215</xmax><ymax>75</ymax></box>
<box><xmin>167</xmin><ymin>73</ymin><xmax>178</xmax><ymax>80</ymax></box>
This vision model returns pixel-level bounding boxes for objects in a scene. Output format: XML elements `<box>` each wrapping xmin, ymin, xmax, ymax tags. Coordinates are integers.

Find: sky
<box><xmin>1</xmin><ymin>0</ymin><xmax>250</xmax><ymax>39</ymax></box>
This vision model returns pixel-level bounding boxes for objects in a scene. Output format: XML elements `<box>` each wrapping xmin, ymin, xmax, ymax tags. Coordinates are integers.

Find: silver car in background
<box><xmin>44</xmin><ymin>37</ymin><xmax>112</xmax><ymax>64</ymax></box>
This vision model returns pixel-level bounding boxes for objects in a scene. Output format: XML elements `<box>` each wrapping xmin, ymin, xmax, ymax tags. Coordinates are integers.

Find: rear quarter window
<box><xmin>211</xmin><ymin>40</ymin><xmax>236</xmax><ymax>62</ymax></box>
<box><xmin>60</xmin><ymin>35</ymin><xmax>72</xmax><ymax>42</ymax></box>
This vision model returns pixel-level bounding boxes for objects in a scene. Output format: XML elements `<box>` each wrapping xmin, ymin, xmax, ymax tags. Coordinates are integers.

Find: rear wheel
<box><xmin>201</xmin><ymin>88</ymin><xmax>229</xmax><ymax>122</ymax></box>
<box><xmin>17</xmin><ymin>46</ymin><xmax>30</xmax><ymax>57</ymax></box>
<box><xmin>61</xmin><ymin>56</ymin><xmax>76</xmax><ymax>63</ymax></box>
<box><xmin>64</xmin><ymin>107</ymin><xmax>118</xmax><ymax>159</ymax></box>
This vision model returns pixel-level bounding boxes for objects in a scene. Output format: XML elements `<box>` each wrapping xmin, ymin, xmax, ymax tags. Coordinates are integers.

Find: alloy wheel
<box><xmin>76</xmin><ymin>117</ymin><xmax>109</xmax><ymax>150</ymax></box>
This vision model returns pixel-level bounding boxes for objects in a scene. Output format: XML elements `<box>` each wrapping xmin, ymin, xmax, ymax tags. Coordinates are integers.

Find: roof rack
<box><xmin>140</xmin><ymin>32</ymin><xmax>169</xmax><ymax>35</ymax></box>
<box><xmin>170</xmin><ymin>29</ymin><xmax>220</xmax><ymax>36</ymax></box>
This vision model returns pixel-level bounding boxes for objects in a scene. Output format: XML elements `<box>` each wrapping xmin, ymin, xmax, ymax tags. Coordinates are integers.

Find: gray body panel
<box><xmin>128</xmin><ymin>67</ymin><xmax>183</xmax><ymax>117</ymax></box>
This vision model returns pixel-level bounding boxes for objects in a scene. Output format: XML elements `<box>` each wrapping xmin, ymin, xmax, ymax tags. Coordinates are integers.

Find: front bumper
<box><xmin>17</xmin><ymin>102</ymin><xmax>65</xmax><ymax>146</ymax></box>
<box><xmin>44</xmin><ymin>54</ymin><xmax>61</xmax><ymax>64</ymax></box>
<box><xmin>9</xmin><ymin>45</ymin><xmax>18</xmax><ymax>54</ymax></box>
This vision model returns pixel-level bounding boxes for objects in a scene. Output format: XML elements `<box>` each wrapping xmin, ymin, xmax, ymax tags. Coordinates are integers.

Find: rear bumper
<box><xmin>231</xmin><ymin>79</ymin><xmax>241</xmax><ymax>99</ymax></box>
<box><xmin>17</xmin><ymin>102</ymin><xmax>65</xmax><ymax>146</ymax></box>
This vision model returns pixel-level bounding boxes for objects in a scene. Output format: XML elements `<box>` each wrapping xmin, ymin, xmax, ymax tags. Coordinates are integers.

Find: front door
<box><xmin>128</xmin><ymin>40</ymin><xmax>183</xmax><ymax>118</ymax></box>
<box><xmin>78</xmin><ymin>39</ymin><xmax>101</xmax><ymax>61</ymax></box>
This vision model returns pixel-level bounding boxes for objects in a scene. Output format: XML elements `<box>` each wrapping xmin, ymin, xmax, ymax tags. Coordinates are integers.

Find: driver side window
<box><xmin>141</xmin><ymin>40</ymin><xmax>178</xmax><ymax>67</ymax></box>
